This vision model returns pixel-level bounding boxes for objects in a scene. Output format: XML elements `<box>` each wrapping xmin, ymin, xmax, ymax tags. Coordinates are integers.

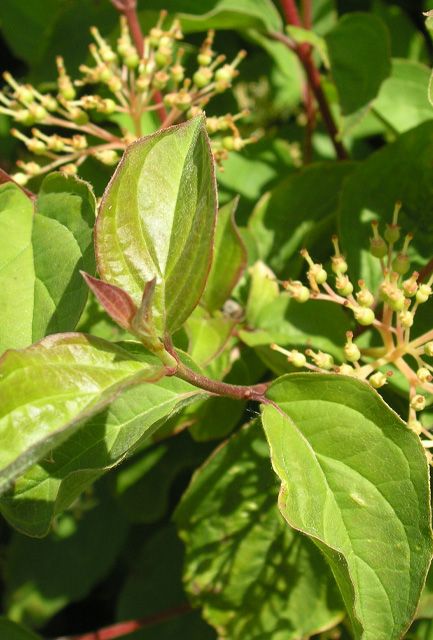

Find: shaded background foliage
<box><xmin>1</xmin><ymin>0</ymin><xmax>433</xmax><ymax>639</ymax></box>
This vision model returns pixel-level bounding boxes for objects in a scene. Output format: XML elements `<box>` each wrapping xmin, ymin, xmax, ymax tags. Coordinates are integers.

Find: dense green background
<box><xmin>1</xmin><ymin>1</ymin><xmax>433</xmax><ymax>639</ymax></box>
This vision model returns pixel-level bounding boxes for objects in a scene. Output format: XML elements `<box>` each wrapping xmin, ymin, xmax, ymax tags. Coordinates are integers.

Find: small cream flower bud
<box><xmin>335</xmin><ymin>275</ymin><xmax>353</xmax><ymax>297</ymax></box>
<box><xmin>399</xmin><ymin>310</ymin><xmax>414</xmax><ymax>329</ymax></box>
<box><xmin>283</xmin><ymin>280</ymin><xmax>310</xmax><ymax>303</ymax></box>
<box><xmin>411</xmin><ymin>394</ymin><xmax>426</xmax><ymax>412</ymax></box>
<box><xmin>356</xmin><ymin>280</ymin><xmax>374</xmax><ymax>307</ymax></box>
<box><xmin>424</xmin><ymin>342</ymin><xmax>433</xmax><ymax>357</ymax></box>
<box><xmin>417</xmin><ymin>368</ymin><xmax>432</xmax><ymax>383</ymax></box>
<box><xmin>344</xmin><ymin>332</ymin><xmax>361</xmax><ymax>362</ymax></box>
<box><xmin>354</xmin><ymin>306</ymin><xmax>375</xmax><ymax>326</ymax></box>
<box><xmin>416</xmin><ymin>284</ymin><xmax>432</xmax><ymax>304</ymax></box>
<box><xmin>369</xmin><ymin>372</ymin><xmax>387</xmax><ymax>388</ymax></box>
<box><xmin>307</xmin><ymin>350</ymin><xmax>334</xmax><ymax>370</ymax></box>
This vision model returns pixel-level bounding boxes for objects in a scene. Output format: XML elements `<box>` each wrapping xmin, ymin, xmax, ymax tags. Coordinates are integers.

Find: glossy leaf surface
<box><xmin>0</xmin><ymin>362</ymin><xmax>203</xmax><ymax>537</ymax></box>
<box><xmin>96</xmin><ymin>117</ymin><xmax>217</xmax><ymax>335</ymax></box>
<box><xmin>262</xmin><ymin>374</ymin><xmax>433</xmax><ymax>640</ymax></box>
<box><xmin>0</xmin><ymin>334</ymin><xmax>164</xmax><ymax>496</ymax></box>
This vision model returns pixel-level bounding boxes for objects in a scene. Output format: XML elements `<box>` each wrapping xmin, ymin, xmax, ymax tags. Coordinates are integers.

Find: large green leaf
<box><xmin>139</xmin><ymin>0</ymin><xmax>282</xmax><ymax>32</ymax></box>
<box><xmin>0</xmin><ymin>175</ymin><xmax>96</xmax><ymax>353</ymax></box>
<box><xmin>338</xmin><ymin>122</ymin><xmax>433</xmax><ymax>288</ymax></box>
<box><xmin>326</xmin><ymin>13</ymin><xmax>391</xmax><ymax>114</ymax></box>
<box><xmin>96</xmin><ymin>117</ymin><xmax>217</xmax><ymax>335</ymax></box>
<box><xmin>248</xmin><ymin>162</ymin><xmax>355</xmax><ymax>276</ymax></box>
<box><xmin>0</xmin><ymin>334</ymin><xmax>164</xmax><ymax>497</ymax></box>
<box><xmin>0</xmin><ymin>359</ymin><xmax>203</xmax><ymax>537</ymax></box>
<box><xmin>202</xmin><ymin>199</ymin><xmax>247</xmax><ymax>312</ymax></box>
<box><xmin>4</xmin><ymin>493</ymin><xmax>128</xmax><ymax>627</ymax></box>
<box><xmin>175</xmin><ymin>422</ymin><xmax>344</xmax><ymax>639</ymax></box>
<box><xmin>262</xmin><ymin>374</ymin><xmax>433</xmax><ymax>640</ymax></box>
<box><xmin>373</xmin><ymin>59</ymin><xmax>433</xmax><ymax>133</ymax></box>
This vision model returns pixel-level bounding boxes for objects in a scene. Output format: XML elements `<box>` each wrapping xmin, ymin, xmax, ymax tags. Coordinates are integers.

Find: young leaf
<box><xmin>0</xmin><ymin>333</ymin><xmax>165</xmax><ymax>495</ymax></box>
<box><xmin>96</xmin><ymin>116</ymin><xmax>217</xmax><ymax>336</ymax></box>
<box><xmin>175</xmin><ymin>422</ymin><xmax>344</xmax><ymax>639</ymax></box>
<box><xmin>202</xmin><ymin>198</ymin><xmax>247</xmax><ymax>312</ymax></box>
<box><xmin>326</xmin><ymin>13</ymin><xmax>391</xmax><ymax>115</ymax></box>
<box><xmin>81</xmin><ymin>272</ymin><xmax>137</xmax><ymax>331</ymax></box>
<box><xmin>262</xmin><ymin>374</ymin><xmax>433</xmax><ymax>640</ymax></box>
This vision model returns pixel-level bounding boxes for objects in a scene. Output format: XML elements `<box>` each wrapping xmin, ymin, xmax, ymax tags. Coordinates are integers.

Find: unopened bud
<box><xmin>338</xmin><ymin>364</ymin><xmax>355</xmax><ymax>376</ymax></box>
<box><xmin>193</xmin><ymin>67</ymin><xmax>213</xmax><ymax>88</ymax></box>
<box><xmin>424</xmin><ymin>342</ymin><xmax>433</xmax><ymax>357</ymax></box>
<box><xmin>392</xmin><ymin>253</ymin><xmax>410</xmax><ymax>275</ymax></box>
<box><xmin>331</xmin><ymin>236</ymin><xmax>348</xmax><ymax>274</ymax></box>
<box><xmin>403</xmin><ymin>272</ymin><xmax>418</xmax><ymax>297</ymax></box>
<box><xmin>354</xmin><ymin>306</ymin><xmax>375</xmax><ymax>326</ymax></box>
<box><xmin>386</xmin><ymin>288</ymin><xmax>406</xmax><ymax>312</ymax></box>
<box><xmin>307</xmin><ymin>350</ymin><xmax>334</xmax><ymax>370</ymax></box>
<box><xmin>417</xmin><ymin>367</ymin><xmax>432</xmax><ymax>383</ymax></box>
<box><xmin>384</xmin><ymin>224</ymin><xmax>400</xmax><ymax>245</ymax></box>
<box><xmin>344</xmin><ymin>332</ymin><xmax>361</xmax><ymax>362</ymax></box>
<box><xmin>94</xmin><ymin>149</ymin><xmax>119</xmax><ymax>165</ymax></box>
<box><xmin>283</xmin><ymin>280</ymin><xmax>310</xmax><ymax>303</ymax></box>
<box><xmin>399</xmin><ymin>310</ymin><xmax>414</xmax><ymax>329</ymax></box>
<box><xmin>416</xmin><ymin>284</ymin><xmax>432</xmax><ymax>304</ymax></box>
<box><xmin>335</xmin><ymin>274</ymin><xmax>353</xmax><ymax>297</ymax></box>
<box><xmin>356</xmin><ymin>281</ymin><xmax>374</xmax><ymax>307</ymax></box>
<box><xmin>408</xmin><ymin>418</ymin><xmax>423</xmax><ymax>434</ymax></box>
<box><xmin>288</xmin><ymin>350</ymin><xmax>307</xmax><ymax>368</ymax></box>
<box><xmin>370</xmin><ymin>221</ymin><xmax>388</xmax><ymax>258</ymax></box>
<box><xmin>411</xmin><ymin>394</ymin><xmax>426</xmax><ymax>412</ymax></box>
<box><xmin>369</xmin><ymin>372</ymin><xmax>387</xmax><ymax>388</ymax></box>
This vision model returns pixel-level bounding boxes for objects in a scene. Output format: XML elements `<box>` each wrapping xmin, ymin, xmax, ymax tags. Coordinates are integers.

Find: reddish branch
<box><xmin>61</xmin><ymin>604</ymin><xmax>192</xmax><ymax>640</ymax></box>
<box><xmin>0</xmin><ymin>167</ymin><xmax>36</xmax><ymax>200</ymax></box>
<box><xmin>110</xmin><ymin>0</ymin><xmax>167</xmax><ymax>123</ymax></box>
<box><xmin>275</xmin><ymin>0</ymin><xmax>348</xmax><ymax>160</ymax></box>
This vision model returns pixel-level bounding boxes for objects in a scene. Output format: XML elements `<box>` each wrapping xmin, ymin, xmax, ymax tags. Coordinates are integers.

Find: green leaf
<box><xmin>338</xmin><ymin>122</ymin><xmax>433</xmax><ymax>287</ymax></box>
<box><xmin>0</xmin><ymin>367</ymin><xmax>204</xmax><ymax>537</ymax></box>
<box><xmin>4</xmin><ymin>493</ymin><xmax>128</xmax><ymax>627</ymax></box>
<box><xmin>140</xmin><ymin>0</ymin><xmax>282</xmax><ymax>32</ymax></box>
<box><xmin>0</xmin><ymin>618</ymin><xmax>41</xmax><ymax>640</ymax></box>
<box><xmin>202</xmin><ymin>199</ymin><xmax>247</xmax><ymax>312</ymax></box>
<box><xmin>0</xmin><ymin>175</ymin><xmax>96</xmax><ymax>353</ymax></box>
<box><xmin>175</xmin><ymin>422</ymin><xmax>344</xmax><ymax>639</ymax></box>
<box><xmin>262</xmin><ymin>374</ymin><xmax>433</xmax><ymax>640</ymax></box>
<box><xmin>326</xmin><ymin>13</ymin><xmax>391</xmax><ymax>114</ymax></box>
<box><xmin>0</xmin><ymin>184</ymin><xmax>34</xmax><ymax>354</ymax></box>
<box><xmin>248</xmin><ymin>162</ymin><xmax>355</xmax><ymax>276</ymax></box>
<box><xmin>0</xmin><ymin>333</ymin><xmax>164</xmax><ymax>497</ymax></box>
<box><xmin>374</xmin><ymin>59</ymin><xmax>433</xmax><ymax>133</ymax></box>
<box><xmin>96</xmin><ymin>116</ymin><xmax>217</xmax><ymax>335</ymax></box>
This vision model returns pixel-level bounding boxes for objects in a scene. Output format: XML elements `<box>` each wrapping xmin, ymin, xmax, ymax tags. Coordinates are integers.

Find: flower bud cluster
<box><xmin>0</xmin><ymin>12</ymin><xmax>252</xmax><ymax>182</ymax></box>
<box><xmin>275</xmin><ymin>202</ymin><xmax>433</xmax><ymax>445</ymax></box>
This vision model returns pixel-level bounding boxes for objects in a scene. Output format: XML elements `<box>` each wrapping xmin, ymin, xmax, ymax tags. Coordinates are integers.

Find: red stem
<box><xmin>163</xmin><ymin>340</ymin><xmax>270</xmax><ymax>402</ymax></box>
<box><xmin>0</xmin><ymin>167</ymin><xmax>36</xmax><ymax>200</ymax></box>
<box><xmin>419</xmin><ymin>259</ymin><xmax>433</xmax><ymax>283</ymax></box>
<box><xmin>275</xmin><ymin>0</ymin><xmax>348</xmax><ymax>160</ymax></box>
<box><xmin>63</xmin><ymin>604</ymin><xmax>192</xmax><ymax>640</ymax></box>
<box><xmin>110</xmin><ymin>0</ymin><xmax>167</xmax><ymax>123</ymax></box>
